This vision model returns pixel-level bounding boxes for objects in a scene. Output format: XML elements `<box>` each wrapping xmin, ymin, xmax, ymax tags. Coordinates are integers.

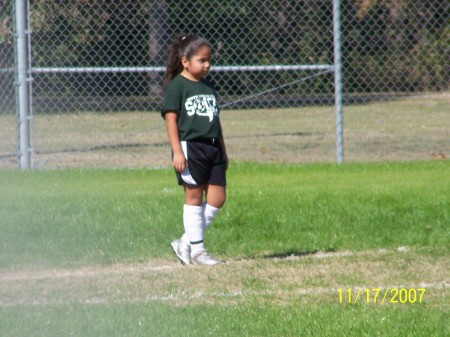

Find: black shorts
<box><xmin>175</xmin><ymin>139</ymin><xmax>227</xmax><ymax>186</ymax></box>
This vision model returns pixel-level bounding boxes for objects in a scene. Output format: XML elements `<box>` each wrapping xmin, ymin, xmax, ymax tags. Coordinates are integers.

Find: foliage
<box><xmin>343</xmin><ymin>0</ymin><xmax>449</xmax><ymax>92</ymax></box>
<box><xmin>1</xmin><ymin>0</ymin><xmax>448</xmax><ymax>98</ymax></box>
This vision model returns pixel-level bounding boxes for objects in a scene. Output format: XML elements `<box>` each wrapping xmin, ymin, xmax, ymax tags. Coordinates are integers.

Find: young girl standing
<box><xmin>161</xmin><ymin>34</ymin><xmax>228</xmax><ymax>266</ymax></box>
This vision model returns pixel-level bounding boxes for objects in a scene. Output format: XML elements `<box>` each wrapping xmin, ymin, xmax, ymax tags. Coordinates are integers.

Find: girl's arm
<box><xmin>164</xmin><ymin>112</ymin><xmax>186</xmax><ymax>173</ymax></box>
<box><xmin>219</xmin><ymin>130</ymin><xmax>229</xmax><ymax>170</ymax></box>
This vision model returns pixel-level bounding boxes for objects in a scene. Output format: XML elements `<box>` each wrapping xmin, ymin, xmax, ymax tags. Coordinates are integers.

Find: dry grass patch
<box><xmin>1</xmin><ymin>248</ymin><xmax>448</xmax><ymax>308</ymax></box>
<box><xmin>1</xmin><ymin>92</ymin><xmax>448</xmax><ymax>168</ymax></box>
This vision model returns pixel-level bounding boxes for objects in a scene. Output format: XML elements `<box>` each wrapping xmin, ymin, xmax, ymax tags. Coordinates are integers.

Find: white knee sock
<box><xmin>202</xmin><ymin>202</ymin><xmax>220</xmax><ymax>230</ymax></box>
<box><xmin>181</xmin><ymin>233</ymin><xmax>189</xmax><ymax>244</ymax></box>
<box><xmin>183</xmin><ymin>204</ymin><xmax>204</xmax><ymax>255</ymax></box>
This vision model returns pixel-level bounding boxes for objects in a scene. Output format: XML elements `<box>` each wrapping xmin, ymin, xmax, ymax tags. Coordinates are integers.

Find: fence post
<box><xmin>333</xmin><ymin>0</ymin><xmax>344</xmax><ymax>163</ymax></box>
<box><xmin>14</xmin><ymin>0</ymin><xmax>32</xmax><ymax>169</ymax></box>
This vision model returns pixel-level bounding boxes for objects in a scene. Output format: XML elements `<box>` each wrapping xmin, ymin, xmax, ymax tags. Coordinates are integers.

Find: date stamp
<box><xmin>338</xmin><ymin>288</ymin><xmax>426</xmax><ymax>304</ymax></box>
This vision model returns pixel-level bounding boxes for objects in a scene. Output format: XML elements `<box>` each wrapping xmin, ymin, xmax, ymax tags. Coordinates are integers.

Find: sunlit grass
<box><xmin>0</xmin><ymin>161</ymin><xmax>449</xmax><ymax>336</ymax></box>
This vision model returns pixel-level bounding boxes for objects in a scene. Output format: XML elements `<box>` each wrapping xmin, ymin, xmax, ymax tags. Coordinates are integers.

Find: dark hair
<box><xmin>163</xmin><ymin>34</ymin><xmax>211</xmax><ymax>86</ymax></box>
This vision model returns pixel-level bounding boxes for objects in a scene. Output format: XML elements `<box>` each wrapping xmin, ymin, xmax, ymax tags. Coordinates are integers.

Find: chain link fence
<box><xmin>0</xmin><ymin>0</ymin><xmax>449</xmax><ymax>168</ymax></box>
<box><xmin>0</xmin><ymin>0</ymin><xmax>16</xmax><ymax>165</ymax></box>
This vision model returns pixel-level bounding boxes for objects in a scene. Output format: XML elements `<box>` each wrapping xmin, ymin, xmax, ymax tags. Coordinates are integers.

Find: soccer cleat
<box><xmin>171</xmin><ymin>239</ymin><xmax>192</xmax><ymax>265</ymax></box>
<box><xmin>191</xmin><ymin>249</ymin><xmax>222</xmax><ymax>266</ymax></box>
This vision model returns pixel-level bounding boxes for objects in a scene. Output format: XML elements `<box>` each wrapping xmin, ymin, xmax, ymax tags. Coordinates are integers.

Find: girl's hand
<box><xmin>172</xmin><ymin>151</ymin><xmax>186</xmax><ymax>173</ymax></box>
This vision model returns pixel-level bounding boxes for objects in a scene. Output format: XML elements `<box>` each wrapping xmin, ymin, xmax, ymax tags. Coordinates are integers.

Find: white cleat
<box><xmin>171</xmin><ymin>239</ymin><xmax>192</xmax><ymax>265</ymax></box>
<box><xmin>191</xmin><ymin>249</ymin><xmax>223</xmax><ymax>266</ymax></box>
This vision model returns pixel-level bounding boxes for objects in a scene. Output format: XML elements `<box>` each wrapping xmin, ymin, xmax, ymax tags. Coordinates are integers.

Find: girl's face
<box><xmin>181</xmin><ymin>46</ymin><xmax>212</xmax><ymax>81</ymax></box>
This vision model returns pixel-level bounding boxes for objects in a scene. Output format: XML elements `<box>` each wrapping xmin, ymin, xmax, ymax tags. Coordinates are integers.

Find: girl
<box><xmin>161</xmin><ymin>34</ymin><xmax>228</xmax><ymax>266</ymax></box>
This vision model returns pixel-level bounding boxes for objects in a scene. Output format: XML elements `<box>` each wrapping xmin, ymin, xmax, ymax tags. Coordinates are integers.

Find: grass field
<box><xmin>1</xmin><ymin>92</ymin><xmax>449</xmax><ymax>168</ymax></box>
<box><xmin>0</xmin><ymin>161</ymin><xmax>449</xmax><ymax>336</ymax></box>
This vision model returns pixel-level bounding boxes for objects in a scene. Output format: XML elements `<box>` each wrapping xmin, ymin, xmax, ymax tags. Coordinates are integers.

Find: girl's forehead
<box><xmin>193</xmin><ymin>45</ymin><xmax>211</xmax><ymax>56</ymax></box>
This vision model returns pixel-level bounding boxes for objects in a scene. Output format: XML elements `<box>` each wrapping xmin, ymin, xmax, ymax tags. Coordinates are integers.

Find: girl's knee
<box><xmin>207</xmin><ymin>189</ymin><xmax>226</xmax><ymax>208</ymax></box>
<box><xmin>184</xmin><ymin>184</ymin><xmax>205</xmax><ymax>206</ymax></box>
<box><xmin>214</xmin><ymin>197</ymin><xmax>226</xmax><ymax>209</ymax></box>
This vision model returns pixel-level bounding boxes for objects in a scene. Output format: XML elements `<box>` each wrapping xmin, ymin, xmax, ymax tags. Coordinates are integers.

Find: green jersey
<box><xmin>161</xmin><ymin>75</ymin><xmax>222</xmax><ymax>141</ymax></box>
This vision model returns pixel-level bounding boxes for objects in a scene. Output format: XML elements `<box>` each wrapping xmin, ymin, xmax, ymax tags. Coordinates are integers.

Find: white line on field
<box><xmin>0</xmin><ymin>263</ymin><xmax>178</xmax><ymax>282</ymax></box>
<box><xmin>0</xmin><ymin>246</ymin><xmax>434</xmax><ymax>282</ymax></box>
<box><xmin>1</xmin><ymin>250</ymin><xmax>354</xmax><ymax>282</ymax></box>
<box><xmin>0</xmin><ymin>281</ymin><xmax>447</xmax><ymax>307</ymax></box>
<box><xmin>143</xmin><ymin>281</ymin><xmax>449</xmax><ymax>303</ymax></box>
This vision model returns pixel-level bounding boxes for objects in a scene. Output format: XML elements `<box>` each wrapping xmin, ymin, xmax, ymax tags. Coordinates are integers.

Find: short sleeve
<box><xmin>161</xmin><ymin>80</ymin><xmax>181</xmax><ymax>118</ymax></box>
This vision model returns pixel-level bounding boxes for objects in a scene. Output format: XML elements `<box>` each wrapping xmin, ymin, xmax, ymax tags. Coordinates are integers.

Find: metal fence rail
<box><xmin>0</xmin><ymin>0</ymin><xmax>448</xmax><ymax>169</ymax></box>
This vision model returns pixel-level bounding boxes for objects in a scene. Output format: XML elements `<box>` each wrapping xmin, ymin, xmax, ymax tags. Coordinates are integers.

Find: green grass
<box><xmin>218</xmin><ymin>161</ymin><xmax>449</xmax><ymax>256</ymax></box>
<box><xmin>0</xmin><ymin>162</ymin><xmax>449</xmax><ymax>336</ymax></box>
<box><xmin>1</xmin><ymin>302</ymin><xmax>448</xmax><ymax>337</ymax></box>
<box><xmin>1</xmin><ymin>161</ymin><xmax>448</xmax><ymax>269</ymax></box>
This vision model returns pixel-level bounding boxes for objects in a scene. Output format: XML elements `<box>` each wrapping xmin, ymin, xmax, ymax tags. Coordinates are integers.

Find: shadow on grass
<box><xmin>263</xmin><ymin>248</ymin><xmax>336</xmax><ymax>260</ymax></box>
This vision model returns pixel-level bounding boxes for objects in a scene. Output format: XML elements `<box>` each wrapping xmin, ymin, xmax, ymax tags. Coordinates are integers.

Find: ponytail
<box><xmin>163</xmin><ymin>34</ymin><xmax>211</xmax><ymax>87</ymax></box>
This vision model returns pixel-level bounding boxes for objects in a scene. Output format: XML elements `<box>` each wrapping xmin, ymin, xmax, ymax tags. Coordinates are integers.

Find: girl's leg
<box><xmin>205</xmin><ymin>184</ymin><xmax>226</xmax><ymax>208</ymax></box>
<box><xmin>183</xmin><ymin>184</ymin><xmax>222</xmax><ymax>265</ymax></box>
<box><xmin>184</xmin><ymin>183</ymin><xmax>205</xmax><ymax>206</ymax></box>
<box><xmin>183</xmin><ymin>184</ymin><xmax>206</xmax><ymax>256</ymax></box>
<box><xmin>203</xmin><ymin>184</ymin><xmax>226</xmax><ymax>230</ymax></box>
